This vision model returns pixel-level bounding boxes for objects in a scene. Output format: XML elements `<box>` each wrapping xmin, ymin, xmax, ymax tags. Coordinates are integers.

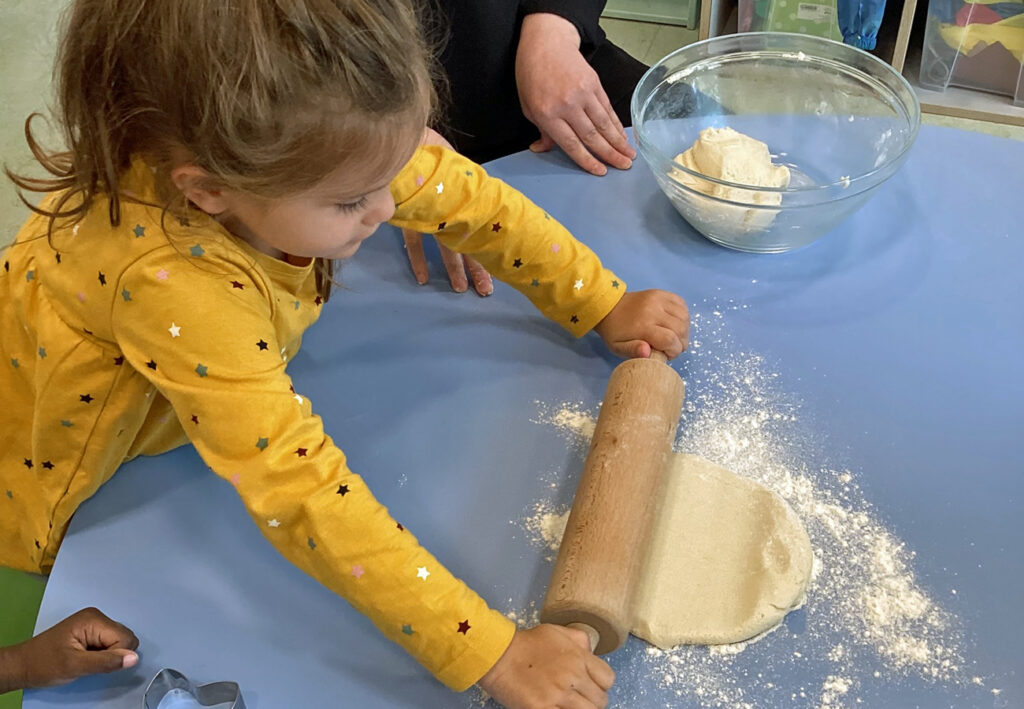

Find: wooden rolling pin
<box><xmin>540</xmin><ymin>351</ymin><xmax>685</xmax><ymax>655</ymax></box>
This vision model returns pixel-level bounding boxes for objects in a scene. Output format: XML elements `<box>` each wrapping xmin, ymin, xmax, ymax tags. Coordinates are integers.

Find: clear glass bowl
<box><xmin>631</xmin><ymin>33</ymin><xmax>921</xmax><ymax>253</ymax></box>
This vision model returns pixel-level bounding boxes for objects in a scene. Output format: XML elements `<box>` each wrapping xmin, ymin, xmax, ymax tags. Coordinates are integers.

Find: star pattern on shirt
<box><xmin>574</xmin><ymin>279</ymin><xmax>584</xmax><ymax>291</ymax></box>
<box><xmin>307</xmin><ymin>537</ymin><xmax>317</xmax><ymax>550</ymax></box>
<box><xmin>437</xmin><ymin>222</ymin><xmax>446</xmax><ymax>231</ymax></box>
<box><xmin>4</xmin><ymin>490</ymin><xmax>11</xmax><ymax>499</ymax></box>
<box><xmin>293</xmin><ymin>393</ymin><xmax>303</xmax><ymax>405</ymax></box>
<box><xmin>60</xmin><ymin>420</ymin><xmax>73</xmax><ymax>428</ymax></box>
<box><xmin>314</xmin><ymin>295</ymin><xmax>323</xmax><ymax>306</ymax></box>
<box><xmin>190</xmin><ymin>414</ymin><xmax>199</xmax><ymax>424</ymax></box>
<box><xmin>570</xmin><ymin>315</ymin><xmax>579</xmax><ymax>324</ymax></box>
<box><xmin>38</xmin><ymin>347</ymin><xmax>47</xmax><ymax>358</ymax></box>
<box><xmin>195</xmin><ymin>363</ymin><xmax>208</xmax><ymax>377</ymax></box>
<box><xmin>76</xmin><ymin>292</ymin><xmax>86</xmax><ymax>302</ymax></box>
<box><xmin>530</xmin><ymin>279</ymin><xmax>540</xmax><ymax>287</ymax></box>
<box><xmin>267</xmin><ymin>518</ymin><xmax>280</xmax><ymax>528</ymax></box>
<box><xmin>612</xmin><ymin>280</ymin><xmax>620</xmax><ymax>289</ymax></box>
<box><xmin>121</xmin><ymin>288</ymin><xmax>132</xmax><ymax>302</ymax></box>
<box><xmin>435</xmin><ymin>181</ymin><xmax>444</xmax><ymax>195</ymax></box>
<box><xmin>491</xmin><ymin>222</ymin><xmax>502</xmax><ymax>233</ymax></box>
<box><xmin>41</xmin><ymin>461</ymin><xmax>54</xmax><ymax>470</ymax></box>
<box><xmin>257</xmin><ymin>339</ymin><xmax>268</xmax><ymax>351</ymax></box>
<box><xmin>168</xmin><ymin>323</ymin><xmax>181</xmax><ymax>338</ymax></box>
<box><xmin>146</xmin><ymin>359</ymin><xmax>157</xmax><ymax>370</ymax></box>
<box><xmin>113</xmin><ymin>356</ymin><xmax>125</xmax><ymax>366</ymax></box>
<box><xmin>25</xmin><ymin>270</ymin><xmax>35</xmax><ymax>282</ymax></box>
<box><xmin>513</xmin><ymin>258</ymin><xmax>523</xmax><ymax>268</ymax></box>
<box><xmin>351</xmin><ymin>564</ymin><xmax>365</xmax><ymax>579</ymax></box>
<box><xmin>133</xmin><ymin>224</ymin><xmax>146</xmax><ymax>238</ymax></box>
<box><xmin>10</xmin><ymin>359</ymin><xmax>18</xmax><ymax>369</ymax></box>
<box><xmin>402</xmin><ymin>624</ymin><xmax>414</xmax><ymax>636</ymax></box>
<box><xmin>256</xmin><ymin>437</ymin><xmax>269</xmax><ymax>451</ymax></box>
<box><xmin>416</xmin><ymin>566</ymin><xmax>430</xmax><ymax>581</ymax></box>
<box><xmin>80</xmin><ymin>394</ymin><xmax>93</xmax><ymax>403</ymax></box>
<box><xmin>98</xmin><ymin>271</ymin><xmax>106</xmax><ymax>285</ymax></box>
<box><xmin>190</xmin><ymin>244</ymin><xmax>205</xmax><ymax>257</ymax></box>
<box><xmin>295</xmin><ymin>447</ymin><xmax>307</xmax><ymax>457</ymax></box>
<box><xmin>457</xmin><ymin>620</ymin><xmax>471</xmax><ymax>634</ymax></box>
<box><xmin>23</xmin><ymin>458</ymin><xmax>32</xmax><ymax>469</ymax></box>
<box><xmin>55</xmin><ymin>252</ymin><xmax>62</xmax><ymax>264</ymax></box>
<box><xmin>336</xmin><ymin>484</ymin><xmax>349</xmax><ymax>496</ymax></box>
<box><xmin>156</xmin><ymin>268</ymin><xmax>169</xmax><ymax>281</ymax></box>
<box><xmin>551</xmin><ymin>243</ymin><xmax>561</xmax><ymax>253</ymax></box>
<box><xmin>230</xmin><ymin>280</ymin><xmax>245</xmax><ymax>290</ymax></box>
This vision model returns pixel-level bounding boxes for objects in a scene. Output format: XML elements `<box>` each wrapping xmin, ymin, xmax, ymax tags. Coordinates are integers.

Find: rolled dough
<box><xmin>630</xmin><ymin>453</ymin><xmax>813</xmax><ymax>648</ymax></box>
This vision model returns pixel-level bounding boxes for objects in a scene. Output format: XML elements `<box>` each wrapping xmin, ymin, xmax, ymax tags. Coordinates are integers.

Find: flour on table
<box><xmin>523</xmin><ymin>301</ymin><xmax>994</xmax><ymax>707</ymax></box>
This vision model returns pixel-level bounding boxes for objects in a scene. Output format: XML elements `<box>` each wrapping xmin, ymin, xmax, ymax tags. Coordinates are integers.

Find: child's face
<box><xmin>216</xmin><ymin>164</ymin><xmax>401</xmax><ymax>261</ymax></box>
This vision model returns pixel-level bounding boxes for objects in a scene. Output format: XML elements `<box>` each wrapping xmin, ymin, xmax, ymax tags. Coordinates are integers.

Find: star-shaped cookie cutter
<box><xmin>143</xmin><ymin>668</ymin><xmax>246</xmax><ymax>708</ymax></box>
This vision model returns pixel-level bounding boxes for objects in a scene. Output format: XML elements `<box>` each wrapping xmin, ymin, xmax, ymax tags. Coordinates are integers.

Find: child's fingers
<box><xmin>559</xmin><ymin>690</ymin><xmax>600</xmax><ymax>709</ymax></box>
<box><xmin>586</xmin><ymin>653</ymin><xmax>616</xmax><ymax>691</ymax></box>
<box><xmin>463</xmin><ymin>256</ymin><xmax>494</xmax><ymax>297</ymax></box>
<box><xmin>571</xmin><ymin>667</ymin><xmax>610</xmax><ymax>706</ymax></box>
<box><xmin>69</xmin><ymin>647</ymin><xmax>138</xmax><ymax>678</ymax></box>
<box><xmin>645</xmin><ymin>326</ymin><xmax>685</xmax><ymax>359</ymax></box>
<box><xmin>71</xmin><ymin>607</ymin><xmax>139</xmax><ymax>651</ymax></box>
<box><xmin>436</xmin><ymin>242</ymin><xmax>469</xmax><ymax>293</ymax></box>
<box><xmin>401</xmin><ymin>229</ymin><xmax>429</xmax><ymax>285</ymax></box>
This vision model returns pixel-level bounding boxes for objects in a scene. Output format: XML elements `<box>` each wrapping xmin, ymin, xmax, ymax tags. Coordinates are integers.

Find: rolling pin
<box><xmin>540</xmin><ymin>351</ymin><xmax>685</xmax><ymax>654</ymax></box>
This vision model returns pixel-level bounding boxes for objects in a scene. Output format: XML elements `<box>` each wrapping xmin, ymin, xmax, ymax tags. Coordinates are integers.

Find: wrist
<box><xmin>0</xmin><ymin>643</ymin><xmax>28</xmax><ymax>694</ymax></box>
<box><xmin>520</xmin><ymin>12</ymin><xmax>581</xmax><ymax>50</ymax></box>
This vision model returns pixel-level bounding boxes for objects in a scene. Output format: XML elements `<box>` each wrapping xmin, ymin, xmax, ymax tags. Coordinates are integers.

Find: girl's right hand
<box><xmin>478</xmin><ymin>624</ymin><xmax>614</xmax><ymax>708</ymax></box>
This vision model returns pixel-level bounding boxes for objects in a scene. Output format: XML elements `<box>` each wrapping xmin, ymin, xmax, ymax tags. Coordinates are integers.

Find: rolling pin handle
<box><xmin>650</xmin><ymin>350</ymin><xmax>668</xmax><ymax>364</ymax></box>
<box><xmin>567</xmin><ymin>622</ymin><xmax>601</xmax><ymax>652</ymax></box>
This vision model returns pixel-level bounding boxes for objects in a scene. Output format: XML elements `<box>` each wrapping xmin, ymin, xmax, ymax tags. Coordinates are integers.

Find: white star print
<box><xmin>574</xmin><ymin>279</ymin><xmax>584</xmax><ymax>291</ymax></box>
<box><xmin>267</xmin><ymin>519</ymin><xmax>280</xmax><ymax>528</ymax></box>
<box><xmin>281</xmin><ymin>347</ymin><xmax>288</xmax><ymax>362</ymax></box>
<box><xmin>72</xmin><ymin>224</ymin><xmax>80</xmax><ymax>236</ymax></box>
<box><xmin>168</xmin><ymin>323</ymin><xmax>181</xmax><ymax>338</ymax></box>
<box><xmin>435</xmin><ymin>181</ymin><xmax>444</xmax><ymax>195</ymax></box>
<box><xmin>416</xmin><ymin>566</ymin><xmax>430</xmax><ymax>580</ymax></box>
<box><xmin>293</xmin><ymin>393</ymin><xmax>303</xmax><ymax>405</ymax></box>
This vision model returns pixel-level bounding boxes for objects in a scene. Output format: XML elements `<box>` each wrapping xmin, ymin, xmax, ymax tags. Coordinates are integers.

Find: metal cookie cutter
<box><xmin>143</xmin><ymin>668</ymin><xmax>246</xmax><ymax>709</ymax></box>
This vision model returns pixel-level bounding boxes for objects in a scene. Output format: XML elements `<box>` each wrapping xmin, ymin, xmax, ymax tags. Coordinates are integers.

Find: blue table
<box><xmin>26</xmin><ymin>126</ymin><xmax>1023</xmax><ymax>708</ymax></box>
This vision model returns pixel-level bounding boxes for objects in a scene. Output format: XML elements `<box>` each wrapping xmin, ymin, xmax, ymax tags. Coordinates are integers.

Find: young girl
<box><xmin>0</xmin><ymin>1</ymin><xmax>689</xmax><ymax>706</ymax></box>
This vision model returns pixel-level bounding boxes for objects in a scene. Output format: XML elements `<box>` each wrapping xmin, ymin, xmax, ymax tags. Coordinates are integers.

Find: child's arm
<box><xmin>110</xmin><ymin>250</ymin><xmax>515</xmax><ymax>692</ymax></box>
<box><xmin>0</xmin><ymin>608</ymin><xmax>138</xmax><ymax>693</ymax></box>
<box><xmin>389</xmin><ymin>146</ymin><xmax>689</xmax><ymax>358</ymax></box>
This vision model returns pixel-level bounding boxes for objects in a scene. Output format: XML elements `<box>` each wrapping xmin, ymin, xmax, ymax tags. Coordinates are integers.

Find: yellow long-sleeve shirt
<box><xmin>0</xmin><ymin>146</ymin><xmax>625</xmax><ymax>690</ymax></box>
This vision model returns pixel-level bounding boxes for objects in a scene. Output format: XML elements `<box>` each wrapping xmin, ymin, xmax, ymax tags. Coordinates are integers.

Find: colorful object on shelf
<box><xmin>920</xmin><ymin>0</ymin><xmax>1024</xmax><ymax>105</ymax></box>
<box><xmin>837</xmin><ymin>0</ymin><xmax>889</xmax><ymax>48</ymax></box>
<box><xmin>738</xmin><ymin>0</ymin><xmax>843</xmax><ymax>40</ymax></box>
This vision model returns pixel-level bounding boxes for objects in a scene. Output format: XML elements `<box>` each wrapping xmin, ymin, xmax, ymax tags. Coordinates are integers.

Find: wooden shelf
<box><xmin>605</xmin><ymin>0</ymin><xmax>700</xmax><ymax>28</ymax></box>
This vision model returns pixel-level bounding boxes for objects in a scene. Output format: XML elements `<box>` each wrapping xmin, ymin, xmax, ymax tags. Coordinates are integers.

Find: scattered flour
<box><xmin>518</xmin><ymin>302</ymin><xmax>996</xmax><ymax>708</ymax></box>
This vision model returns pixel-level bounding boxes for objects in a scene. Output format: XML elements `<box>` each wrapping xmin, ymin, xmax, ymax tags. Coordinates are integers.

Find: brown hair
<box><xmin>7</xmin><ymin>0</ymin><xmax>438</xmax><ymax>300</ymax></box>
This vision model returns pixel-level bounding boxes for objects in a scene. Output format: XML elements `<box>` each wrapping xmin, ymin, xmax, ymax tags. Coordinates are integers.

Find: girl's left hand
<box><xmin>593</xmin><ymin>289</ymin><xmax>689</xmax><ymax>360</ymax></box>
<box><xmin>401</xmin><ymin>128</ymin><xmax>494</xmax><ymax>296</ymax></box>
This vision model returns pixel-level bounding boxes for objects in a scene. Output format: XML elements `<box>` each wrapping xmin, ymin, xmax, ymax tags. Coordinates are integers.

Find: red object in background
<box><xmin>955</xmin><ymin>3</ymin><xmax>1004</xmax><ymax>26</ymax></box>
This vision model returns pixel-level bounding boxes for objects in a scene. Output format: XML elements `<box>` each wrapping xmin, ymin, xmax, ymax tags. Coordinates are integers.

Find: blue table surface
<box><xmin>25</xmin><ymin>126</ymin><xmax>1023</xmax><ymax>709</ymax></box>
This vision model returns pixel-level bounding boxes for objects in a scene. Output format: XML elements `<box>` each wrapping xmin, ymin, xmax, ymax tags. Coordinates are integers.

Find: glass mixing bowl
<box><xmin>631</xmin><ymin>33</ymin><xmax>921</xmax><ymax>253</ymax></box>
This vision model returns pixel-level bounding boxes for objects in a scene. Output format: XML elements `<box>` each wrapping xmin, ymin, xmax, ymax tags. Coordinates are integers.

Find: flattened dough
<box><xmin>631</xmin><ymin>453</ymin><xmax>813</xmax><ymax>648</ymax></box>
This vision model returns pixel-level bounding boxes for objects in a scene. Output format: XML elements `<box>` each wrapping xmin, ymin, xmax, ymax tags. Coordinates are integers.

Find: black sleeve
<box><xmin>519</xmin><ymin>0</ymin><xmax>608</xmax><ymax>51</ymax></box>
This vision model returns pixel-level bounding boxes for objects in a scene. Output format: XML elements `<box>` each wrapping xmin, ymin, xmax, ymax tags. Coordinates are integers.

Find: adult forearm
<box><xmin>0</xmin><ymin>644</ymin><xmax>28</xmax><ymax>694</ymax></box>
<box><xmin>520</xmin><ymin>0</ymin><xmax>606</xmax><ymax>48</ymax></box>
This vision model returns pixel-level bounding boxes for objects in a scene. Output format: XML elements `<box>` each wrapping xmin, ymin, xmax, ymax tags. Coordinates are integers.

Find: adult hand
<box><xmin>0</xmin><ymin>607</ymin><xmax>139</xmax><ymax>692</ymax></box>
<box><xmin>478</xmin><ymin>624</ymin><xmax>614</xmax><ymax>708</ymax></box>
<box><xmin>402</xmin><ymin>129</ymin><xmax>494</xmax><ymax>295</ymax></box>
<box><xmin>516</xmin><ymin>13</ymin><xmax>636</xmax><ymax>177</ymax></box>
